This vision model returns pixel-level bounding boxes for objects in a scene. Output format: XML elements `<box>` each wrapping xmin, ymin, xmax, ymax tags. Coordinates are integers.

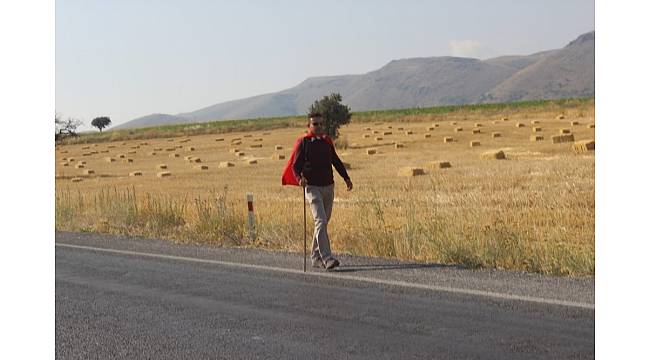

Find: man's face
<box><xmin>309</xmin><ymin>117</ymin><xmax>324</xmax><ymax>134</ymax></box>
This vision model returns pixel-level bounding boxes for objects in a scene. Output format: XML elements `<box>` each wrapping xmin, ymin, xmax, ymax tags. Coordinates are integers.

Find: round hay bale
<box><xmin>118</xmin><ymin>154</ymin><xmax>126</xmax><ymax>158</ymax></box>
<box><xmin>186</xmin><ymin>146</ymin><xmax>195</xmax><ymax>151</ymax></box>
<box><xmin>430</xmin><ymin>161</ymin><xmax>452</xmax><ymax>169</ymax></box>
<box><xmin>372</xmin><ymin>130</ymin><xmax>379</xmax><ymax>134</ymax></box>
<box><xmin>157</xmin><ymin>164</ymin><xmax>168</xmax><ymax>169</ymax></box>
<box><xmin>129</xmin><ymin>171</ymin><xmax>142</xmax><ymax>176</ymax></box>
<box><xmin>443</xmin><ymin>137</ymin><xmax>454</xmax><ymax>143</ymax></box>
<box><xmin>253</xmin><ymin>138</ymin><xmax>263</xmax><ymax>142</ymax></box>
<box><xmin>165</xmin><ymin>147</ymin><xmax>176</xmax><ymax>151</ymax></box>
<box><xmin>398</xmin><ymin>167</ymin><xmax>425</xmax><ymax>177</ymax></box>
<box><xmin>219</xmin><ymin>162</ymin><xmax>235</xmax><ymax>168</ymax></box>
<box><xmin>149</xmin><ymin>152</ymin><xmax>157</xmax><ymax>156</ymax></box>
<box><xmin>366</xmin><ymin>149</ymin><xmax>377</xmax><ymax>155</ymax></box>
<box><xmin>551</xmin><ymin>134</ymin><xmax>575</xmax><ymax>144</ymax></box>
<box><xmin>469</xmin><ymin>140</ymin><xmax>481</xmax><ymax>147</ymax></box>
<box><xmin>364</xmin><ymin>127</ymin><xmax>371</xmax><ymax>131</ymax></box>
<box><xmin>427</xmin><ymin>127</ymin><xmax>435</xmax><ymax>131</ymax></box>
<box><xmin>157</xmin><ymin>171</ymin><xmax>172</xmax><ymax>177</ymax></box>
<box><xmin>450</xmin><ymin>122</ymin><xmax>457</xmax><ymax>125</ymax></box>
<box><xmin>397</xmin><ymin>127</ymin><xmax>404</xmax><ymax>130</ymax></box>
<box><xmin>492</xmin><ymin>120</ymin><xmax>500</xmax><ymax>124</ymax></box>
<box><xmin>481</xmin><ymin>150</ymin><xmax>506</xmax><ymax>160</ymax></box>
<box><xmin>501</xmin><ymin>117</ymin><xmax>509</xmax><ymax>121</ymax></box>
<box><xmin>530</xmin><ymin>135</ymin><xmax>544</xmax><ymax>142</ymax></box>
<box><xmin>77</xmin><ymin>161</ymin><xmax>86</xmax><ymax>165</ymax></box>
<box><xmin>124</xmin><ymin>159</ymin><xmax>134</xmax><ymax>163</ymax></box>
<box><xmin>61</xmin><ymin>162</ymin><xmax>69</xmax><ymax>167</ymax></box>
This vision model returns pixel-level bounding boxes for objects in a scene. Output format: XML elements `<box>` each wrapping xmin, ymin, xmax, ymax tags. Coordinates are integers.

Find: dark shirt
<box><xmin>292</xmin><ymin>136</ymin><xmax>350</xmax><ymax>186</ymax></box>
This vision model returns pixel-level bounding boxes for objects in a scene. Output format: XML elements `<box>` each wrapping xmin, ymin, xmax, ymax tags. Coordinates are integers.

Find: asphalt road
<box><xmin>56</xmin><ymin>231</ymin><xmax>594</xmax><ymax>359</ymax></box>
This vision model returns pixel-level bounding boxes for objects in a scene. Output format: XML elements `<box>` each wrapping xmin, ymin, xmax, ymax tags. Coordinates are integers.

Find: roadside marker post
<box><xmin>246</xmin><ymin>193</ymin><xmax>256</xmax><ymax>240</ymax></box>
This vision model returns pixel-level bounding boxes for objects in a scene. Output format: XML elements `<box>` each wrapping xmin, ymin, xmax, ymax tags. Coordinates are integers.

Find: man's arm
<box><xmin>292</xmin><ymin>139</ymin><xmax>305</xmax><ymax>183</ymax></box>
<box><xmin>330</xmin><ymin>145</ymin><xmax>350</xmax><ymax>181</ymax></box>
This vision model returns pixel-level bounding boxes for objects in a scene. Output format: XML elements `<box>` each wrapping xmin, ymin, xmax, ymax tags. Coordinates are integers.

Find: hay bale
<box><xmin>572</xmin><ymin>139</ymin><xmax>595</xmax><ymax>153</ymax></box>
<box><xmin>189</xmin><ymin>158</ymin><xmax>202</xmax><ymax>163</ymax></box>
<box><xmin>157</xmin><ymin>171</ymin><xmax>172</xmax><ymax>177</ymax></box>
<box><xmin>427</xmin><ymin>127</ymin><xmax>435</xmax><ymax>131</ymax></box>
<box><xmin>105</xmin><ymin>157</ymin><xmax>115</xmax><ymax>162</ymax></box>
<box><xmin>556</xmin><ymin>114</ymin><xmax>565</xmax><ymax>120</ymax></box>
<box><xmin>247</xmin><ymin>159</ymin><xmax>258</xmax><ymax>165</ymax></box>
<box><xmin>532</xmin><ymin>127</ymin><xmax>542</xmax><ymax>132</ymax></box>
<box><xmin>237</xmin><ymin>152</ymin><xmax>246</xmax><ymax>157</ymax></box>
<box><xmin>100</xmin><ymin>150</ymin><xmax>109</xmax><ymax>153</ymax></box>
<box><xmin>61</xmin><ymin>162</ymin><xmax>69</xmax><ymax>167</ymax></box>
<box><xmin>75</xmin><ymin>164</ymin><xmax>85</xmax><ymax>169</ymax></box>
<box><xmin>364</xmin><ymin>127</ymin><xmax>371</xmax><ymax>131</ymax></box>
<box><xmin>551</xmin><ymin>134</ymin><xmax>575</xmax><ymax>143</ymax></box>
<box><xmin>124</xmin><ymin>159</ymin><xmax>134</xmax><ymax>163</ymax></box>
<box><xmin>149</xmin><ymin>152</ymin><xmax>157</xmax><ymax>156</ymax></box>
<box><xmin>398</xmin><ymin>167</ymin><xmax>425</xmax><ymax>177</ymax></box>
<box><xmin>272</xmin><ymin>154</ymin><xmax>285</xmax><ymax>160</ymax></box>
<box><xmin>382</xmin><ymin>131</ymin><xmax>392</xmax><ymax>135</ymax></box>
<box><xmin>243</xmin><ymin>134</ymin><xmax>252</xmax><ymax>138</ymax></box>
<box><xmin>450</xmin><ymin>122</ymin><xmax>457</xmax><ymax>125</ymax></box>
<box><xmin>215</xmin><ymin>138</ymin><xmax>224</xmax><ymax>142</ymax></box>
<box><xmin>253</xmin><ymin>138</ymin><xmax>263</xmax><ymax>142</ymax></box>
<box><xmin>81</xmin><ymin>146</ymin><xmax>90</xmax><ymax>150</ymax></box>
<box><xmin>71</xmin><ymin>177</ymin><xmax>83</xmax><ymax>182</ymax></box>
<box><xmin>82</xmin><ymin>153</ymin><xmax>92</xmax><ymax>157</ymax></box>
<box><xmin>232</xmin><ymin>141</ymin><xmax>242</xmax><ymax>145</ymax></box>
<box><xmin>430</xmin><ymin>161</ymin><xmax>452</xmax><ymax>169</ymax></box>
<box><xmin>375</xmin><ymin>137</ymin><xmax>383</xmax><ymax>141</ymax></box>
<box><xmin>118</xmin><ymin>154</ymin><xmax>126</xmax><ymax>158</ymax></box>
<box><xmin>424</xmin><ymin>134</ymin><xmax>431</xmax><ymax>138</ymax></box>
<box><xmin>230</xmin><ymin>148</ymin><xmax>240</xmax><ymax>153</ymax></box>
<box><xmin>77</xmin><ymin>161</ymin><xmax>87</xmax><ymax>165</ymax></box>
<box><xmin>83</xmin><ymin>169</ymin><xmax>95</xmax><ymax>175</ymax></box>
<box><xmin>530</xmin><ymin>135</ymin><xmax>544</xmax><ymax>142</ymax></box>
<box><xmin>179</xmin><ymin>138</ymin><xmax>191</xmax><ymax>143</ymax></box>
<box><xmin>250</xmin><ymin>144</ymin><xmax>262</xmax><ymax>148</ymax></box>
<box><xmin>219</xmin><ymin>161</ymin><xmax>235</xmax><ymax>168</ymax></box>
<box><xmin>193</xmin><ymin>165</ymin><xmax>209</xmax><ymax>170</ymax></box>
<box><xmin>571</xmin><ymin>121</ymin><xmax>580</xmax><ymax>126</ymax></box>
<box><xmin>474</xmin><ymin>123</ymin><xmax>482</xmax><ymax>127</ymax></box>
<box><xmin>362</xmin><ymin>134</ymin><xmax>370</xmax><ymax>138</ymax></box>
<box><xmin>515</xmin><ymin>123</ymin><xmax>525</xmax><ymax>128</ymax></box>
<box><xmin>169</xmin><ymin>153</ymin><xmax>179</xmax><ymax>158</ymax></box>
<box><xmin>68</xmin><ymin>157</ymin><xmax>75</xmax><ymax>162</ymax></box>
<box><xmin>588</xmin><ymin>124</ymin><xmax>595</xmax><ymax>129</ymax></box>
<box><xmin>175</xmin><ymin>145</ymin><xmax>183</xmax><ymax>149</ymax></box>
<box><xmin>455</xmin><ymin>127</ymin><xmax>463</xmax><ymax>132</ymax></box>
<box><xmin>157</xmin><ymin>164</ymin><xmax>168</xmax><ymax>169</ymax></box>
<box><xmin>395</xmin><ymin>143</ymin><xmax>404</xmax><ymax>149</ymax></box>
<box><xmin>60</xmin><ymin>150</ymin><xmax>69</xmax><ymax>154</ymax></box>
<box><xmin>166</xmin><ymin>139</ymin><xmax>174</xmax><ymax>142</ymax></box>
<box><xmin>469</xmin><ymin>140</ymin><xmax>481</xmax><ymax>147</ymax></box>
<box><xmin>231</xmin><ymin>138</ymin><xmax>242</xmax><ymax>142</ymax></box>
<box><xmin>472</xmin><ymin>129</ymin><xmax>481</xmax><ymax>134</ymax></box>
<box><xmin>366</xmin><ymin>149</ymin><xmax>377</xmax><ymax>155</ymax></box>
<box><xmin>501</xmin><ymin>117</ymin><xmax>509</xmax><ymax>121</ymax></box>
<box><xmin>559</xmin><ymin>129</ymin><xmax>571</xmax><ymax>134</ymax></box>
<box><xmin>481</xmin><ymin>150</ymin><xmax>506</xmax><ymax>160</ymax></box>
<box><xmin>186</xmin><ymin>146</ymin><xmax>195</xmax><ymax>151</ymax></box>
<box><xmin>397</xmin><ymin>127</ymin><xmax>404</xmax><ymax>130</ymax></box>
<box><xmin>129</xmin><ymin>171</ymin><xmax>142</xmax><ymax>176</ymax></box>
<box><xmin>530</xmin><ymin>120</ymin><xmax>540</xmax><ymax>125</ymax></box>
<box><xmin>372</xmin><ymin>130</ymin><xmax>379</xmax><ymax>134</ymax></box>
<box><xmin>387</xmin><ymin>126</ymin><xmax>393</xmax><ymax>129</ymax></box>
<box><xmin>405</xmin><ymin>131</ymin><xmax>413</xmax><ymax>135</ymax></box>
<box><xmin>274</xmin><ymin>145</ymin><xmax>283</xmax><ymax>150</ymax></box>
<box><xmin>492</xmin><ymin>120</ymin><xmax>500</xmax><ymax>124</ymax></box>
<box><xmin>443</xmin><ymin>137</ymin><xmax>454</xmax><ymax>143</ymax></box>
<box><xmin>127</xmin><ymin>151</ymin><xmax>137</xmax><ymax>155</ymax></box>
<box><xmin>165</xmin><ymin>147</ymin><xmax>176</xmax><ymax>151</ymax></box>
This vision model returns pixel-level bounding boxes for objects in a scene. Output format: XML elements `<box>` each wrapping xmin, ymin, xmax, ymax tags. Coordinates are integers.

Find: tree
<box><xmin>55</xmin><ymin>113</ymin><xmax>83</xmax><ymax>141</ymax></box>
<box><xmin>91</xmin><ymin>116</ymin><xmax>112</xmax><ymax>132</ymax></box>
<box><xmin>308</xmin><ymin>93</ymin><xmax>351</xmax><ymax>140</ymax></box>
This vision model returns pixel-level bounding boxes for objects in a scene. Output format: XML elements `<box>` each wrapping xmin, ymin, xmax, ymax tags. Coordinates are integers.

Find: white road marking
<box><xmin>56</xmin><ymin>242</ymin><xmax>594</xmax><ymax>310</ymax></box>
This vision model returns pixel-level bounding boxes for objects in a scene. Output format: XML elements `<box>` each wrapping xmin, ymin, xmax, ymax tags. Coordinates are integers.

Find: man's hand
<box><xmin>345</xmin><ymin>178</ymin><xmax>353</xmax><ymax>191</ymax></box>
<box><xmin>299</xmin><ymin>176</ymin><xmax>308</xmax><ymax>187</ymax></box>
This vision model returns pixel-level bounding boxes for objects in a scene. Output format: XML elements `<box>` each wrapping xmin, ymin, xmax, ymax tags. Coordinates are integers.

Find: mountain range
<box><xmin>115</xmin><ymin>31</ymin><xmax>594</xmax><ymax>130</ymax></box>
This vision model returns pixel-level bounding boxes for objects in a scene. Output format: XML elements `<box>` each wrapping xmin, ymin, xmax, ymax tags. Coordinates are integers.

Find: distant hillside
<box><xmin>115</xmin><ymin>31</ymin><xmax>594</xmax><ymax>130</ymax></box>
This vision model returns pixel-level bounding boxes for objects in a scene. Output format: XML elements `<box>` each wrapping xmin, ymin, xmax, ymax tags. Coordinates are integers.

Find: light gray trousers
<box><xmin>304</xmin><ymin>184</ymin><xmax>335</xmax><ymax>261</ymax></box>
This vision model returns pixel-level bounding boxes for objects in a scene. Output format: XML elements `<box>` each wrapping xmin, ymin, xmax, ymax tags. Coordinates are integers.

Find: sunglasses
<box><xmin>310</xmin><ymin>122</ymin><xmax>321</xmax><ymax>126</ymax></box>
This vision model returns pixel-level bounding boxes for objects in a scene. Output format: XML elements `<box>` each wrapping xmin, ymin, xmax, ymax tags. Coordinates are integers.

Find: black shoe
<box><xmin>325</xmin><ymin>258</ymin><xmax>340</xmax><ymax>270</ymax></box>
<box><xmin>311</xmin><ymin>258</ymin><xmax>325</xmax><ymax>269</ymax></box>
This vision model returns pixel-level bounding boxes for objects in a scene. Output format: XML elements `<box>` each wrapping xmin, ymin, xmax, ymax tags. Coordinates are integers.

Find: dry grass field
<box><xmin>55</xmin><ymin>100</ymin><xmax>595</xmax><ymax>276</ymax></box>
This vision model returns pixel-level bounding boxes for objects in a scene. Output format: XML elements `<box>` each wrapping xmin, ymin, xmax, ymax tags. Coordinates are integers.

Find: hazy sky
<box><xmin>56</xmin><ymin>0</ymin><xmax>594</xmax><ymax>129</ymax></box>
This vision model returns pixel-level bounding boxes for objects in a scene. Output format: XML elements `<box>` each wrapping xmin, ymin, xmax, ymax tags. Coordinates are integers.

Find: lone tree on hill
<box><xmin>308</xmin><ymin>93</ymin><xmax>351</xmax><ymax>140</ymax></box>
<box><xmin>91</xmin><ymin>116</ymin><xmax>112</xmax><ymax>132</ymax></box>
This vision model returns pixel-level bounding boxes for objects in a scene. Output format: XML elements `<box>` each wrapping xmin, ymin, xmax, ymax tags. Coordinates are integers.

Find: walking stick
<box><xmin>302</xmin><ymin>185</ymin><xmax>307</xmax><ymax>272</ymax></box>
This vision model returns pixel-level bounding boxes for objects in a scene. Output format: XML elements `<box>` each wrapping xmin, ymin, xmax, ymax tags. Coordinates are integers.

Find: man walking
<box><xmin>281</xmin><ymin>112</ymin><xmax>353</xmax><ymax>270</ymax></box>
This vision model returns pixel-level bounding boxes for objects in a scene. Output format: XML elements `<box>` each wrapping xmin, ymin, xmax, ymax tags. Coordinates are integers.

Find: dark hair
<box><xmin>308</xmin><ymin>112</ymin><xmax>322</xmax><ymax>119</ymax></box>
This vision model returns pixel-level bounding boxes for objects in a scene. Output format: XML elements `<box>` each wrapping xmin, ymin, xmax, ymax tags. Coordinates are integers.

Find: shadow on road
<box><xmin>331</xmin><ymin>262</ymin><xmax>465</xmax><ymax>273</ymax></box>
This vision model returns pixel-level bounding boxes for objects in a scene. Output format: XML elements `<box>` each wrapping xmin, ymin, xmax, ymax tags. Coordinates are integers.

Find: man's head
<box><xmin>308</xmin><ymin>112</ymin><xmax>325</xmax><ymax>135</ymax></box>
